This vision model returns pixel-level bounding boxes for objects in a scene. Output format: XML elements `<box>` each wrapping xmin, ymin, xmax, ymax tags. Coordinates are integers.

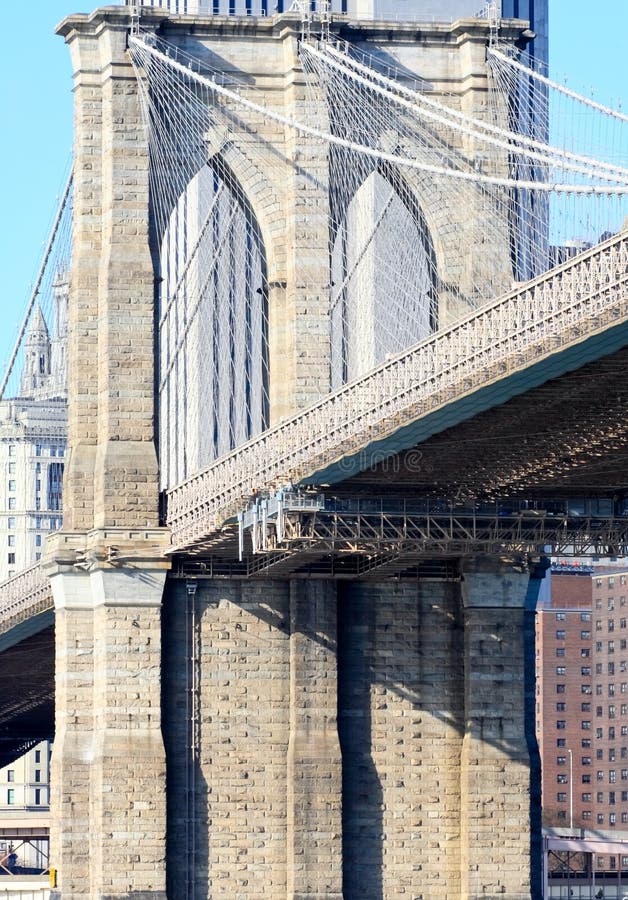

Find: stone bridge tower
<box><xmin>46</xmin><ymin>5</ymin><xmax>543</xmax><ymax>899</ymax></box>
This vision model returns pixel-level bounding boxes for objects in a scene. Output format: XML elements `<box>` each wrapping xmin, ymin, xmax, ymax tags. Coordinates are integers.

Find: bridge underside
<box><xmin>0</xmin><ymin>625</ymin><xmax>54</xmax><ymax>769</ymax></box>
<box><xmin>173</xmin><ymin>342</ymin><xmax>628</xmax><ymax>577</ymax></box>
<box><xmin>339</xmin><ymin>344</ymin><xmax>628</xmax><ymax>500</ymax></box>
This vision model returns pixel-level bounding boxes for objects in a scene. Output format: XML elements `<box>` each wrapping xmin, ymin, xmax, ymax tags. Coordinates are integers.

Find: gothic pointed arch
<box><xmin>330</xmin><ymin>165</ymin><xmax>437</xmax><ymax>388</ymax></box>
<box><xmin>158</xmin><ymin>156</ymin><xmax>270</xmax><ymax>489</ymax></box>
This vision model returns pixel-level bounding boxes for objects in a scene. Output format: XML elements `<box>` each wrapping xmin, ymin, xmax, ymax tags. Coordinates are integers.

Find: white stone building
<box><xmin>0</xmin><ymin>278</ymin><xmax>67</xmax><ymax>870</ymax></box>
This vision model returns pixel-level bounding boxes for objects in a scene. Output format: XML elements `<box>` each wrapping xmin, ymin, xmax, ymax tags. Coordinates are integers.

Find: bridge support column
<box><xmin>460</xmin><ymin>557</ymin><xmax>544</xmax><ymax>900</ymax></box>
<box><xmin>48</xmin><ymin>566</ymin><xmax>93</xmax><ymax>895</ymax></box>
<box><xmin>287</xmin><ymin>580</ymin><xmax>343</xmax><ymax>899</ymax></box>
<box><xmin>47</xmin><ymin>532</ymin><xmax>170</xmax><ymax>900</ymax></box>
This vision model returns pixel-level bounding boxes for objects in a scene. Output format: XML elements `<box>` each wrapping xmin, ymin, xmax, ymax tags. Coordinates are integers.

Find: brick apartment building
<box><xmin>537</xmin><ymin>564</ymin><xmax>628</xmax><ymax>831</ymax></box>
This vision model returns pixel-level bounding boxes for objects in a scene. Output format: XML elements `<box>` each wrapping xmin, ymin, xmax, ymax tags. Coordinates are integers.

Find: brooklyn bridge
<box><xmin>0</xmin><ymin>1</ymin><xmax>627</xmax><ymax>897</ymax></box>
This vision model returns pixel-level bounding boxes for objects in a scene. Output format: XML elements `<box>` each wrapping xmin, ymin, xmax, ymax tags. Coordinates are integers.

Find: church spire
<box><xmin>19</xmin><ymin>305</ymin><xmax>51</xmax><ymax>399</ymax></box>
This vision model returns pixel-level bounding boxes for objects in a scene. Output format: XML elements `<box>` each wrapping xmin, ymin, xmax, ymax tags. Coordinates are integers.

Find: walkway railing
<box><xmin>0</xmin><ymin>566</ymin><xmax>53</xmax><ymax>637</ymax></box>
<box><xmin>166</xmin><ymin>232</ymin><xmax>628</xmax><ymax>550</ymax></box>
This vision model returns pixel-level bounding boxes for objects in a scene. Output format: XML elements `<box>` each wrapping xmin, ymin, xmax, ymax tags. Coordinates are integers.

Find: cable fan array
<box><xmin>128</xmin><ymin>28</ymin><xmax>628</xmax><ymax>490</ymax></box>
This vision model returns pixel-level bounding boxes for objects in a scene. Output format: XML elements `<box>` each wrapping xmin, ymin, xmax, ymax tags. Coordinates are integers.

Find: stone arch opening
<box><xmin>330</xmin><ymin>165</ymin><xmax>437</xmax><ymax>388</ymax></box>
<box><xmin>158</xmin><ymin>157</ymin><xmax>270</xmax><ymax>489</ymax></box>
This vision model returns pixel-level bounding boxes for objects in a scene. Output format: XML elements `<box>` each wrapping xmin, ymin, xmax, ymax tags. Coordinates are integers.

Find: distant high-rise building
<box><xmin>0</xmin><ymin>278</ymin><xmax>68</xmax><ymax>583</ymax></box>
<box><xmin>536</xmin><ymin>563</ymin><xmax>628</xmax><ymax>832</ymax></box>
<box><xmin>0</xmin><ymin>277</ymin><xmax>68</xmax><ymax>870</ymax></box>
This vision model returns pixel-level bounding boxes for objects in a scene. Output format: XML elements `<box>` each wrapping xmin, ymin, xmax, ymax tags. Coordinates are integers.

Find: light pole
<box><xmin>568</xmin><ymin>748</ymin><xmax>573</xmax><ymax>831</ymax></box>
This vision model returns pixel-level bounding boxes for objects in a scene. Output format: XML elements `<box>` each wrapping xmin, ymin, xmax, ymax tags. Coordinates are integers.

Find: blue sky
<box><xmin>0</xmin><ymin>0</ymin><xmax>626</xmax><ymax>372</ymax></box>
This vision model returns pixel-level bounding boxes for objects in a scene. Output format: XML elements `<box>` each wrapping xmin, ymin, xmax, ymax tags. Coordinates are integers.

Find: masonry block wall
<box><xmin>162</xmin><ymin>570</ymin><xmax>540</xmax><ymax>899</ymax></box>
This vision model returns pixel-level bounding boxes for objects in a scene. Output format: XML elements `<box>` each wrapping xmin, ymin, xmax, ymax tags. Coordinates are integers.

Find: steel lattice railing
<box><xmin>0</xmin><ymin>564</ymin><xmax>53</xmax><ymax>636</ymax></box>
<box><xmin>166</xmin><ymin>232</ymin><xmax>628</xmax><ymax>550</ymax></box>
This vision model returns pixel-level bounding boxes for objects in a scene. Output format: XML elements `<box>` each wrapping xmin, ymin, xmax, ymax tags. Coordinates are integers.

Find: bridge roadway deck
<box><xmin>166</xmin><ymin>231</ymin><xmax>628</xmax><ymax>552</ymax></box>
<box><xmin>0</xmin><ymin>234</ymin><xmax>626</xmax><ymax>760</ymax></box>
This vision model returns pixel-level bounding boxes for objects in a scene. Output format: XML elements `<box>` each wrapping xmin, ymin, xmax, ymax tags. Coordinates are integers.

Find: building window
<box><xmin>582</xmin><ymin>739</ymin><xmax>592</xmax><ymax>749</ymax></box>
<box><xmin>7</xmin><ymin>536</ymin><xmax>14</xmax><ymax>547</ymax></box>
<box><xmin>557</xmin><ymin>738</ymin><xmax>566</xmax><ymax>747</ymax></box>
<box><xmin>596</xmin><ymin>578</ymin><xmax>603</xmax><ymax>587</ymax></box>
<box><xmin>610</xmin><ymin>748</ymin><xmax>616</xmax><ymax>761</ymax></box>
<box><xmin>7</xmin><ymin>790</ymin><xmax>14</xmax><ymax>805</ymax></box>
<box><xmin>581</xmin><ymin>666</ymin><xmax>591</xmax><ymax>676</ymax></box>
<box><xmin>556</xmin><ymin>630</ymin><xmax>566</xmax><ymax>640</ymax></box>
<box><xmin>581</xmin><ymin>631</ymin><xmax>590</xmax><ymax>640</ymax></box>
<box><xmin>557</xmin><ymin>774</ymin><xmax>568</xmax><ymax>784</ymax></box>
<box><xmin>582</xmin><ymin>792</ymin><xmax>592</xmax><ymax>802</ymax></box>
<box><xmin>610</xmin><ymin>813</ymin><xmax>617</xmax><ymax>826</ymax></box>
<box><xmin>581</xmin><ymin>703</ymin><xmax>591</xmax><ymax>712</ymax></box>
<box><xmin>609</xmin><ymin>726</ymin><xmax>616</xmax><ymax>739</ymax></box>
<box><xmin>557</xmin><ymin>721</ymin><xmax>566</xmax><ymax>730</ymax></box>
<box><xmin>597</xmin><ymin>814</ymin><xmax>605</xmax><ymax>825</ymax></box>
<box><xmin>557</xmin><ymin>756</ymin><xmax>566</xmax><ymax>766</ymax></box>
<box><xmin>597</xmin><ymin>770</ymin><xmax>605</xmax><ymax>781</ymax></box>
<box><xmin>35</xmin><ymin>534</ymin><xmax>41</xmax><ymax>547</ymax></box>
<box><xmin>582</xmin><ymin>721</ymin><xmax>591</xmax><ymax>730</ymax></box>
<box><xmin>610</xmin><ymin>578</ymin><xmax>616</xmax><ymax>588</ymax></box>
<box><xmin>610</xmin><ymin>619</ymin><xmax>616</xmax><ymax>631</ymax></box>
<box><xmin>597</xmin><ymin>706</ymin><xmax>604</xmax><ymax>717</ymax></box>
<box><xmin>610</xmin><ymin>770</ymin><xmax>617</xmax><ymax>783</ymax></box>
<box><xmin>609</xmin><ymin>662</ymin><xmax>616</xmax><ymax>674</ymax></box>
<box><xmin>47</xmin><ymin>462</ymin><xmax>64</xmax><ymax>511</ymax></box>
<box><xmin>610</xmin><ymin>791</ymin><xmax>616</xmax><ymax>804</ymax></box>
<box><xmin>596</xmin><ymin>619</ymin><xmax>603</xmax><ymax>631</ymax></box>
<box><xmin>609</xmin><ymin>684</ymin><xmax>616</xmax><ymax>696</ymax></box>
<box><xmin>597</xmin><ymin>749</ymin><xmax>604</xmax><ymax>760</ymax></box>
<box><xmin>556</xmin><ymin>703</ymin><xmax>566</xmax><ymax>712</ymax></box>
<box><xmin>610</xmin><ymin>706</ymin><xmax>616</xmax><ymax>719</ymax></box>
<box><xmin>34</xmin><ymin>750</ymin><xmax>40</xmax><ymax>763</ymax></box>
<box><xmin>34</xmin><ymin>789</ymin><xmax>40</xmax><ymax>806</ymax></box>
<box><xmin>6</xmin><ymin>771</ymin><xmax>14</xmax><ymax>783</ymax></box>
<box><xmin>557</xmin><ymin>684</ymin><xmax>566</xmax><ymax>694</ymax></box>
<box><xmin>609</xmin><ymin>641</ymin><xmax>616</xmax><ymax>653</ymax></box>
<box><xmin>7</xmin><ymin>518</ymin><xmax>14</xmax><ymax>530</ymax></box>
<box><xmin>556</xmin><ymin>647</ymin><xmax>566</xmax><ymax>657</ymax></box>
<box><xmin>557</xmin><ymin>793</ymin><xmax>567</xmax><ymax>803</ymax></box>
<box><xmin>7</xmin><ymin>554</ymin><xmax>15</xmax><ymax>565</ymax></box>
<box><xmin>583</xmin><ymin>811</ymin><xmax>592</xmax><ymax>820</ymax></box>
<box><xmin>34</xmin><ymin>770</ymin><xmax>40</xmax><ymax>783</ymax></box>
<box><xmin>582</xmin><ymin>756</ymin><xmax>591</xmax><ymax>766</ymax></box>
<box><xmin>581</xmin><ymin>684</ymin><xmax>592</xmax><ymax>694</ymax></box>
<box><xmin>8</xmin><ymin>499</ymin><xmax>15</xmax><ymax>510</ymax></box>
<box><xmin>581</xmin><ymin>612</ymin><xmax>591</xmax><ymax>622</ymax></box>
<box><xmin>582</xmin><ymin>774</ymin><xmax>592</xmax><ymax>784</ymax></box>
<box><xmin>35</xmin><ymin>444</ymin><xmax>41</xmax><ymax>457</ymax></box>
<box><xmin>556</xmin><ymin>613</ymin><xmax>566</xmax><ymax>621</ymax></box>
<box><xmin>581</xmin><ymin>648</ymin><xmax>590</xmax><ymax>658</ymax></box>
<box><xmin>556</xmin><ymin>667</ymin><xmax>566</xmax><ymax>676</ymax></box>
<box><xmin>597</xmin><ymin>791</ymin><xmax>604</xmax><ymax>802</ymax></box>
